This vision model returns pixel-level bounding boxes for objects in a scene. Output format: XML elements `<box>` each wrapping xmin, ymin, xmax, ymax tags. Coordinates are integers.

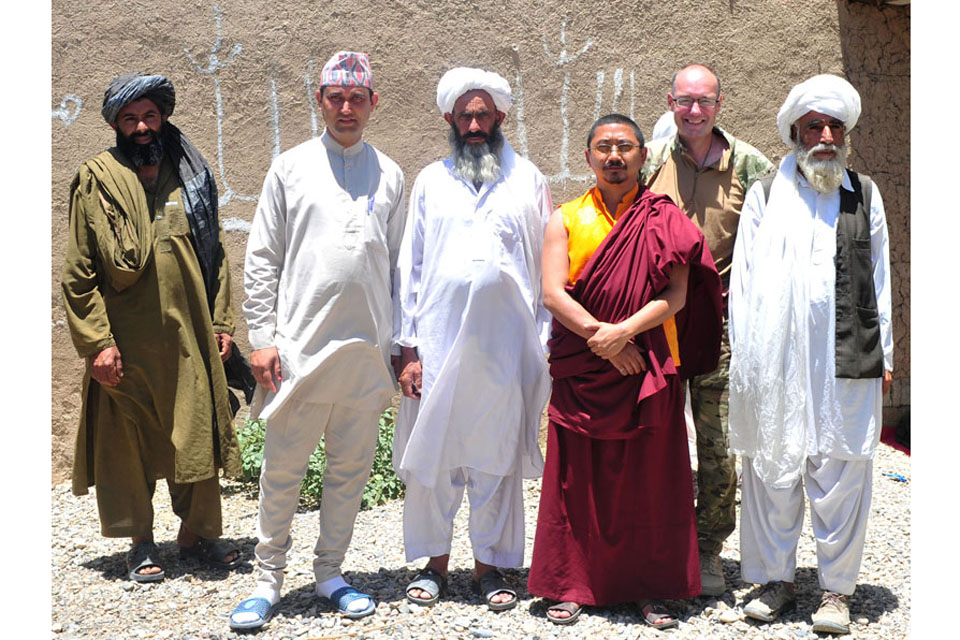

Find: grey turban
<box><xmin>101</xmin><ymin>73</ymin><xmax>176</xmax><ymax>124</ymax></box>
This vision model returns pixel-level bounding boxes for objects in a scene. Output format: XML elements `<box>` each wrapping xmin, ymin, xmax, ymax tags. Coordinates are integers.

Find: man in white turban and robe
<box><xmin>394</xmin><ymin>67</ymin><xmax>553</xmax><ymax>611</ymax></box>
<box><xmin>230</xmin><ymin>51</ymin><xmax>406</xmax><ymax>631</ymax></box>
<box><xmin>728</xmin><ymin>74</ymin><xmax>893</xmax><ymax>635</ymax></box>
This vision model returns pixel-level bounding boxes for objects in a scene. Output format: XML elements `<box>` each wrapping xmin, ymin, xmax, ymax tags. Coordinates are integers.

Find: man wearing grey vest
<box><xmin>727</xmin><ymin>75</ymin><xmax>892</xmax><ymax>636</ymax></box>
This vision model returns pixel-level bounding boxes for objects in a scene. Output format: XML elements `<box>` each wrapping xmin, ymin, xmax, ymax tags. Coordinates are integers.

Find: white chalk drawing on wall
<box><xmin>52</xmin><ymin>94</ymin><xmax>83</xmax><ymax>126</ymax></box>
<box><xmin>539</xmin><ymin>16</ymin><xmax>594</xmax><ymax>185</ymax></box>
<box><xmin>56</xmin><ymin>5</ymin><xmax>644</xmax><ymax>229</ymax></box>
<box><xmin>183</xmin><ymin>3</ymin><xmax>256</xmax><ymax>212</ymax></box>
<box><xmin>305</xmin><ymin>58</ymin><xmax>320</xmax><ymax>138</ymax></box>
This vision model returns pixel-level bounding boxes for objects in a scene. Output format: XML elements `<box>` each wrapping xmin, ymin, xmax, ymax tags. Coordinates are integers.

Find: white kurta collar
<box><xmin>320</xmin><ymin>129</ymin><xmax>365</xmax><ymax>158</ymax></box>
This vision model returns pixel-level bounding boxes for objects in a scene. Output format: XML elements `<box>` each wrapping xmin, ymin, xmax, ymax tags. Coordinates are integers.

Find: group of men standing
<box><xmin>61</xmin><ymin>52</ymin><xmax>892</xmax><ymax>636</ymax></box>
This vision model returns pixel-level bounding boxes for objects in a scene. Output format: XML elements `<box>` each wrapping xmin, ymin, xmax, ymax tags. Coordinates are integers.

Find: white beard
<box><xmin>453</xmin><ymin>143</ymin><xmax>501</xmax><ymax>184</ymax></box>
<box><xmin>796</xmin><ymin>140</ymin><xmax>849</xmax><ymax>194</ymax></box>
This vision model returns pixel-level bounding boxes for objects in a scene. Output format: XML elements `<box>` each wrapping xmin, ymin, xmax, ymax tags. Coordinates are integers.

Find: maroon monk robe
<box><xmin>527</xmin><ymin>187</ymin><xmax>722</xmax><ymax>606</ymax></box>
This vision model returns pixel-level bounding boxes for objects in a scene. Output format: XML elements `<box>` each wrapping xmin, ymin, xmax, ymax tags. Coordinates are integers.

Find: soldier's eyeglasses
<box><xmin>671</xmin><ymin>95</ymin><xmax>719</xmax><ymax>109</ymax></box>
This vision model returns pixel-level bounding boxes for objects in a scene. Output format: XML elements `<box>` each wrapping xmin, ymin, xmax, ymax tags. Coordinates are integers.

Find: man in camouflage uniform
<box><xmin>642</xmin><ymin>63</ymin><xmax>773</xmax><ymax>596</ymax></box>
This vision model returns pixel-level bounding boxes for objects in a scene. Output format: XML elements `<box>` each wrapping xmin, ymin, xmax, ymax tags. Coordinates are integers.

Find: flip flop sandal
<box><xmin>179</xmin><ymin>537</ymin><xmax>242</xmax><ymax>570</ymax></box>
<box><xmin>229</xmin><ymin>597</ymin><xmax>276</xmax><ymax>630</ymax></box>
<box><xmin>324</xmin><ymin>586</ymin><xmax>376</xmax><ymax>619</ymax></box>
<box><xmin>406</xmin><ymin>567</ymin><xmax>447</xmax><ymax>606</ymax></box>
<box><xmin>546</xmin><ymin>601</ymin><xmax>582</xmax><ymax>625</ymax></box>
<box><xmin>639</xmin><ymin>599</ymin><xmax>679</xmax><ymax>630</ymax></box>
<box><xmin>473</xmin><ymin>568</ymin><xmax>518</xmax><ymax>612</ymax></box>
<box><xmin>127</xmin><ymin>541</ymin><xmax>164</xmax><ymax>583</ymax></box>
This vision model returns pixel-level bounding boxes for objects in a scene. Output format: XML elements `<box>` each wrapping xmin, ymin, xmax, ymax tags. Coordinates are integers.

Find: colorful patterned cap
<box><xmin>320</xmin><ymin>51</ymin><xmax>373</xmax><ymax>89</ymax></box>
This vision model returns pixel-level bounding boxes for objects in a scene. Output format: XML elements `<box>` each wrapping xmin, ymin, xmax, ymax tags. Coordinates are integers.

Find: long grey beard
<box><xmin>450</xmin><ymin>126</ymin><xmax>503</xmax><ymax>185</ymax></box>
<box><xmin>796</xmin><ymin>140</ymin><xmax>849</xmax><ymax>194</ymax></box>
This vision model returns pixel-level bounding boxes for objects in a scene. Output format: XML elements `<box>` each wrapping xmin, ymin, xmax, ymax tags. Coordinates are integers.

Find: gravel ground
<box><xmin>51</xmin><ymin>441</ymin><xmax>910</xmax><ymax>640</ymax></box>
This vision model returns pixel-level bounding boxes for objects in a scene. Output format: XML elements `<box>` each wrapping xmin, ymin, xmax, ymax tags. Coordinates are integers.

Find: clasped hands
<box><xmin>584</xmin><ymin>321</ymin><xmax>647</xmax><ymax>377</ymax></box>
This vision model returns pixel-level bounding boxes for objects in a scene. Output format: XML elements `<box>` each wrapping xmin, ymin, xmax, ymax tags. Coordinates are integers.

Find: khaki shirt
<box><xmin>642</xmin><ymin>127</ymin><xmax>773</xmax><ymax>289</ymax></box>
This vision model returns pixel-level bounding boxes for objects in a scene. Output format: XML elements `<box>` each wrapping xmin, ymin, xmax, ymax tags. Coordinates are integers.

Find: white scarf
<box><xmin>729</xmin><ymin>152</ymin><xmax>814</xmax><ymax>488</ymax></box>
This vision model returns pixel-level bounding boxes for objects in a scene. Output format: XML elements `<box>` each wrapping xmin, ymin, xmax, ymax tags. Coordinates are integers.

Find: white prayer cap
<box><xmin>776</xmin><ymin>74</ymin><xmax>861</xmax><ymax>147</ymax></box>
<box><xmin>651</xmin><ymin>110</ymin><xmax>677</xmax><ymax>141</ymax></box>
<box><xmin>436</xmin><ymin>67</ymin><xmax>512</xmax><ymax>115</ymax></box>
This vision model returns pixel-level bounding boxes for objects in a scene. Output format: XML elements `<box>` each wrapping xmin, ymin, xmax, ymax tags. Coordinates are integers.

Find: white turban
<box><xmin>651</xmin><ymin>110</ymin><xmax>677</xmax><ymax>141</ymax></box>
<box><xmin>436</xmin><ymin>67</ymin><xmax>512</xmax><ymax>115</ymax></box>
<box><xmin>776</xmin><ymin>74</ymin><xmax>861</xmax><ymax>147</ymax></box>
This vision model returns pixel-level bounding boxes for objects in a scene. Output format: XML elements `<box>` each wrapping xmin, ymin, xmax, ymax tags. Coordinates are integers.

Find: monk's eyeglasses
<box><xmin>592</xmin><ymin>142</ymin><xmax>640</xmax><ymax>156</ymax></box>
<box><xmin>670</xmin><ymin>95</ymin><xmax>719</xmax><ymax>109</ymax></box>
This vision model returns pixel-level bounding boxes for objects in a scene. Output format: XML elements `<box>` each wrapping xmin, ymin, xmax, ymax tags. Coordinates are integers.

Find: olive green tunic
<box><xmin>62</xmin><ymin>149</ymin><xmax>240</xmax><ymax>505</ymax></box>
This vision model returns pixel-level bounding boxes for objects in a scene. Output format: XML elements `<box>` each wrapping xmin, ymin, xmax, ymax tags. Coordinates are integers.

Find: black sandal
<box><xmin>178</xmin><ymin>537</ymin><xmax>242</xmax><ymax>570</ymax></box>
<box><xmin>127</xmin><ymin>541</ymin><xmax>164</xmax><ymax>583</ymax></box>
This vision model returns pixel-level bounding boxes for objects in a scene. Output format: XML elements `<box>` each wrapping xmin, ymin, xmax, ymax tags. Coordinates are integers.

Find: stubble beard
<box><xmin>796</xmin><ymin>139</ymin><xmax>849</xmax><ymax>194</ymax></box>
<box><xmin>449</xmin><ymin>122</ymin><xmax>504</xmax><ymax>185</ymax></box>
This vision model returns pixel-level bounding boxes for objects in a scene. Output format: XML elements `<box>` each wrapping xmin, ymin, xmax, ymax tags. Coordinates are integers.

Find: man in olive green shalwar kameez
<box><xmin>61</xmin><ymin>73</ymin><xmax>242</xmax><ymax>582</ymax></box>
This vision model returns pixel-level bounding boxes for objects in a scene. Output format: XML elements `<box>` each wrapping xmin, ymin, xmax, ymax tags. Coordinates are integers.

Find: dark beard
<box><xmin>116</xmin><ymin>127</ymin><xmax>165</xmax><ymax>167</ymax></box>
<box><xmin>449</xmin><ymin>122</ymin><xmax>504</xmax><ymax>184</ymax></box>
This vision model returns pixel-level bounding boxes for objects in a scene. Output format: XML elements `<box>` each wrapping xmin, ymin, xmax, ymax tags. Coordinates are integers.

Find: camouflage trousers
<box><xmin>688</xmin><ymin>317</ymin><xmax>737</xmax><ymax>555</ymax></box>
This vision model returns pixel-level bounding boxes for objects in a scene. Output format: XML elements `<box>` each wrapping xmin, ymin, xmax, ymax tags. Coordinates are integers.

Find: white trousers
<box><xmin>254</xmin><ymin>400</ymin><xmax>381</xmax><ymax>592</ymax></box>
<box><xmin>403</xmin><ymin>465</ymin><xmax>525</xmax><ymax>568</ymax></box>
<box><xmin>740</xmin><ymin>454</ymin><xmax>872</xmax><ymax>595</ymax></box>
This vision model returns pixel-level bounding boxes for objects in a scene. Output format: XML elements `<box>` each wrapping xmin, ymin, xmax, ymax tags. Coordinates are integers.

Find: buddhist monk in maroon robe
<box><xmin>528</xmin><ymin>115</ymin><xmax>722</xmax><ymax>629</ymax></box>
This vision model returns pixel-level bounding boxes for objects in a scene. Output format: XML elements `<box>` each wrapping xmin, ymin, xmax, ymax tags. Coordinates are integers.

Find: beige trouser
<box><xmin>254</xmin><ymin>400</ymin><xmax>381</xmax><ymax>593</ymax></box>
<box><xmin>740</xmin><ymin>454</ymin><xmax>872</xmax><ymax>596</ymax></box>
<box><xmin>402</xmin><ymin>465</ymin><xmax>525</xmax><ymax>568</ymax></box>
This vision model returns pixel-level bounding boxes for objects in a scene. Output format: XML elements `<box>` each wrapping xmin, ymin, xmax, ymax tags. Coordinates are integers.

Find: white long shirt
<box><xmin>728</xmin><ymin>156</ymin><xmax>892</xmax><ymax>487</ymax></box>
<box><xmin>393</xmin><ymin>141</ymin><xmax>553</xmax><ymax>488</ymax></box>
<box><xmin>243</xmin><ymin>131</ymin><xmax>406</xmax><ymax>420</ymax></box>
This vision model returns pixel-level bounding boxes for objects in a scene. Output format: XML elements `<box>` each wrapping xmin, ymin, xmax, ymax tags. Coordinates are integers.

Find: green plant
<box><xmin>237</xmin><ymin>419</ymin><xmax>266</xmax><ymax>481</ymax></box>
<box><xmin>236</xmin><ymin>407</ymin><xmax>404</xmax><ymax>509</ymax></box>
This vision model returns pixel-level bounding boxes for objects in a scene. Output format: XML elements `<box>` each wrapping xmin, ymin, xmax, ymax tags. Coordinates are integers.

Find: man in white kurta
<box><xmin>728</xmin><ymin>75</ymin><xmax>893</xmax><ymax>635</ymax></box>
<box><xmin>395</xmin><ymin>67</ymin><xmax>552</xmax><ymax>611</ymax></box>
<box><xmin>230</xmin><ymin>52</ymin><xmax>405</xmax><ymax>631</ymax></box>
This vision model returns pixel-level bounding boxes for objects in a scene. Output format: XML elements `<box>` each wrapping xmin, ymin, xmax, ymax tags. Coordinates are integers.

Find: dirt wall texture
<box><xmin>50</xmin><ymin>0</ymin><xmax>910</xmax><ymax>482</ymax></box>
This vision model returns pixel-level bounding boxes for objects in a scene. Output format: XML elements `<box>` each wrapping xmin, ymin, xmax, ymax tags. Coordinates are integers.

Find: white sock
<box><xmin>316</xmin><ymin>575</ymin><xmax>372</xmax><ymax>613</ymax></box>
<box><xmin>230</xmin><ymin>585</ymin><xmax>279</xmax><ymax>625</ymax></box>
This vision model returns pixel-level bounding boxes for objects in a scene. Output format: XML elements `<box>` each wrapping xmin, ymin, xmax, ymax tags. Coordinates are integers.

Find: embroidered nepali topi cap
<box><xmin>102</xmin><ymin>72</ymin><xmax>176</xmax><ymax>124</ymax></box>
<box><xmin>776</xmin><ymin>74</ymin><xmax>861</xmax><ymax>147</ymax></box>
<box><xmin>320</xmin><ymin>51</ymin><xmax>373</xmax><ymax>89</ymax></box>
<box><xmin>436</xmin><ymin>67</ymin><xmax>512</xmax><ymax>115</ymax></box>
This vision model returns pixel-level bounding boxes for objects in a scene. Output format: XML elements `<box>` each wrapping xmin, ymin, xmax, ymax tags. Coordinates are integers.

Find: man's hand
<box><xmin>91</xmin><ymin>346</ymin><xmax>123</xmax><ymax>387</ymax></box>
<box><xmin>607</xmin><ymin>342</ymin><xmax>647</xmax><ymax>376</ymax></box>
<box><xmin>883</xmin><ymin>370</ymin><xmax>893</xmax><ymax>396</ymax></box>
<box><xmin>398</xmin><ymin>346</ymin><xmax>422</xmax><ymax>399</ymax></box>
<box><xmin>584</xmin><ymin>321</ymin><xmax>631</xmax><ymax>359</ymax></box>
<box><xmin>251</xmin><ymin>346</ymin><xmax>282</xmax><ymax>393</ymax></box>
<box><xmin>215</xmin><ymin>333</ymin><xmax>234</xmax><ymax>362</ymax></box>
